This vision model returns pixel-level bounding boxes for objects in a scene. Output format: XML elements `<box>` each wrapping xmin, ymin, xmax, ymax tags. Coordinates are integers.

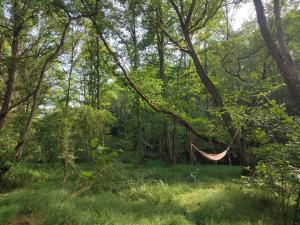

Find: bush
<box><xmin>1</xmin><ymin>164</ymin><xmax>42</xmax><ymax>190</ymax></box>
<box><xmin>244</xmin><ymin>142</ymin><xmax>300</xmax><ymax>225</ymax></box>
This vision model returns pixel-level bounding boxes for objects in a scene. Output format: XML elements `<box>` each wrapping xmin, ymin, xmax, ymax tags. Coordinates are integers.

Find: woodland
<box><xmin>0</xmin><ymin>0</ymin><xmax>300</xmax><ymax>224</ymax></box>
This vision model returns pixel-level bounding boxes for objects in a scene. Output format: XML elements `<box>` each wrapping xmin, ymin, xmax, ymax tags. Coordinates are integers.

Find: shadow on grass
<box><xmin>184</xmin><ymin>187</ymin><xmax>275</xmax><ymax>225</ymax></box>
<box><xmin>35</xmin><ymin>190</ymin><xmax>192</xmax><ymax>225</ymax></box>
<box><xmin>0</xmin><ymin>163</ymin><xmax>277</xmax><ymax>225</ymax></box>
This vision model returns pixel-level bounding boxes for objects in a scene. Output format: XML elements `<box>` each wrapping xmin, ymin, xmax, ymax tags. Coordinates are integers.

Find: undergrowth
<box><xmin>0</xmin><ymin>161</ymin><xmax>279</xmax><ymax>225</ymax></box>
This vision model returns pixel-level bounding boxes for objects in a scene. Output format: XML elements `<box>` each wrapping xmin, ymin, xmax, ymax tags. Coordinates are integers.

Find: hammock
<box><xmin>192</xmin><ymin>144</ymin><xmax>229</xmax><ymax>161</ymax></box>
<box><xmin>191</xmin><ymin>132</ymin><xmax>238</xmax><ymax>162</ymax></box>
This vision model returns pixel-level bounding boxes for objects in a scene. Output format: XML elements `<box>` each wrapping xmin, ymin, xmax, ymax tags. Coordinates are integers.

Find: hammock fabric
<box><xmin>191</xmin><ymin>144</ymin><xmax>230</xmax><ymax>161</ymax></box>
<box><xmin>191</xmin><ymin>131</ymin><xmax>238</xmax><ymax>162</ymax></box>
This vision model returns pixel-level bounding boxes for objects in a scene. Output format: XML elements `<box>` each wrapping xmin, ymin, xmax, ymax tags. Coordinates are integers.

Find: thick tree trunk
<box><xmin>0</xmin><ymin>36</ymin><xmax>18</xmax><ymax>128</ymax></box>
<box><xmin>184</xmin><ymin>31</ymin><xmax>253</xmax><ymax>169</ymax></box>
<box><xmin>0</xmin><ymin>1</ymin><xmax>20</xmax><ymax>129</ymax></box>
<box><xmin>253</xmin><ymin>0</ymin><xmax>300</xmax><ymax>111</ymax></box>
<box><xmin>273</xmin><ymin>0</ymin><xmax>295</xmax><ymax>68</ymax></box>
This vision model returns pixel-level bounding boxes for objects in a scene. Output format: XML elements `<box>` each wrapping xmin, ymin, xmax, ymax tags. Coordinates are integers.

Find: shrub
<box><xmin>244</xmin><ymin>142</ymin><xmax>300</xmax><ymax>225</ymax></box>
<box><xmin>1</xmin><ymin>165</ymin><xmax>42</xmax><ymax>190</ymax></box>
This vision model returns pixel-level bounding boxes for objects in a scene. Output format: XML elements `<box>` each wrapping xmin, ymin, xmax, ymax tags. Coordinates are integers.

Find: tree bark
<box><xmin>164</xmin><ymin>0</ymin><xmax>254</xmax><ymax>169</ymax></box>
<box><xmin>253</xmin><ymin>0</ymin><xmax>300</xmax><ymax>112</ymax></box>
<box><xmin>155</xmin><ymin>6</ymin><xmax>172</xmax><ymax>162</ymax></box>
<box><xmin>0</xmin><ymin>0</ymin><xmax>20</xmax><ymax>129</ymax></box>
<box><xmin>183</xmin><ymin>30</ymin><xmax>253</xmax><ymax>169</ymax></box>
<box><xmin>60</xmin><ymin>120</ymin><xmax>69</xmax><ymax>183</ymax></box>
<box><xmin>65</xmin><ymin>37</ymin><xmax>76</xmax><ymax>109</ymax></box>
<box><xmin>273</xmin><ymin>0</ymin><xmax>295</xmax><ymax>68</ymax></box>
<box><xmin>126</xmin><ymin>3</ymin><xmax>144</xmax><ymax>156</ymax></box>
<box><xmin>171</xmin><ymin>118</ymin><xmax>176</xmax><ymax>164</ymax></box>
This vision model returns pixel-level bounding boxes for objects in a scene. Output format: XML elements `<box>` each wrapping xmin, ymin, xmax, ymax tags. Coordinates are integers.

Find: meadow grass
<box><xmin>0</xmin><ymin>161</ymin><xmax>277</xmax><ymax>225</ymax></box>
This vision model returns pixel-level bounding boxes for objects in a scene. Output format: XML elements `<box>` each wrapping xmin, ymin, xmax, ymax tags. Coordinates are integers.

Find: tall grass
<box><xmin>0</xmin><ymin>161</ymin><xmax>277</xmax><ymax>225</ymax></box>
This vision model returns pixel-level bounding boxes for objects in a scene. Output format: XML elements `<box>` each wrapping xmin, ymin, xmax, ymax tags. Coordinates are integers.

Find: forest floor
<box><xmin>0</xmin><ymin>161</ymin><xmax>277</xmax><ymax>225</ymax></box>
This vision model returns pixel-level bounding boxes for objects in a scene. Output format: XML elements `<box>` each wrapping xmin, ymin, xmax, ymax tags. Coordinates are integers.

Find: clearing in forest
<box><xmin>0</xmin><ymin>162</ymin><xmax>275</xmax><ymax>225</ymax></box>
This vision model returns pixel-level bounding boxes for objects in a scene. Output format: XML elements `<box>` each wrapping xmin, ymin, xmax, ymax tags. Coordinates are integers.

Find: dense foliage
<box><xmin>0</xmin><ymin>0</ymin><xmax>299</xmax><ymax>224</ymax></box>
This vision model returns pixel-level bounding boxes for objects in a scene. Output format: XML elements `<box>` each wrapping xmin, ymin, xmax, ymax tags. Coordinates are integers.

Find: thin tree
<box><xmin>15</xmin><ymin>20</ymin><xmax>71</xmax><ymax>160</ymax></box>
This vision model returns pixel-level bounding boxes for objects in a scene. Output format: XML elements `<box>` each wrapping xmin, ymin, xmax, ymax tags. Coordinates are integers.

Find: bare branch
<box><xmin>8</xmin><ymin>92</ymin><xmax>34</xmax><ymax>110</ymax></box>
<box><xmin>169</xmin><ymin>0</ymin><xmax>185</xmax><ymax>28</ymax></box>
<box><xmin>0</xmin><ymin>23</ymin><xmax>12</xmax><ymax>31</ymax></box>
<box><xmin>185</xmin><ymin>0</ymin><xmax>196</xmax><ymax>26</ymax></box>
<box><xmin>145</xmin><ymin>8</ymin><xmax>190</xmax><ymax>53</ymax></box>
<box><xmin>162</xmin><ymin>29</ymin><xmax>190</xmax><ymax>53</ymax></box>
<box><xmin>179</xmin><ymin>0</ymin><xmax>185</xmax><ymax>15</ymax></box>
<box><xmin>215</xmin><ymin>49</ymin><xmax>244</xmax><ymax>81</ymax></box>
<box><xmin>190</xmin><ymin>0</ymin><xmax>224</xmax><ymax>33</ymax></box>
<box><xmin>237</xmin><ymin>45</ymin><xmax>265</xmax><ymax>60</ymax></box>
<box><xmin>189</xmin><ymin>0</ymin><xmax>208</xmax><ymax>31</ymax></box>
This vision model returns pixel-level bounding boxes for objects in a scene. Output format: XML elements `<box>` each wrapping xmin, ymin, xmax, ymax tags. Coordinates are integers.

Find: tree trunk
<box><xmin>184</xmin><ymin>31</ymin><xmax>253</xmax><ymax>169</ymax></box>
<box><xmin>273</xmin><ymin>0</ymin><xmax>295</xmax><ymax>68</ymax></box>
<box><xmin>155</xmin><ymin>7</ymin><xmax>172</xmax><ymax>163</ymax></box>
<box><xmin>128</xmin><ymin>4</ymin><xmax>144</xmax><ymax>158</ymax></box>
<box><xmin>253</xmin><ymin>0</ymin><xmax>300</xmax><ymax>112</ymax></box>
<box><xmin>293</xmin><ymin>188</ymin><xmax>300</xmax><ymax>225</ymax></box>
<box><xmin>60</xmin><ymin>119</ymin><xmax>69</xmax><ymax>183</ymax></box>
<box><xmin>134</xmin><ymin>102</ymin><xmax>144</xmax><ymax>159</ymax></box>
<box><xmin>15</xmin><ymin>21</ymin><xmax>70</xmax><ymax>160</ymax></box>
<box><xmin>0</xmin><ymin>0</ymin><xmax>20</xmax><ymax>129</ymax></box>
<box><xmin>91</xmin><ymin>17</ymin><xmax>231</xmax><ymax>155</ymax></box>
<box><xmin>171</xmin><ymin>118</ymin><xmax>176</xmax><ymax>164</ymax></box>
<box><xmin>188</xmin><ymin>131</ymin><xmax>194</xmax><ymax>165</ymax></box>
<box><xmin>62</xmin><ymin>31</ymin><xmax>76</xmax><ymax>182</ymax></box>
<box><xmin>96</xmin><ymin>35</ymin><xmax>101</xmax><ymax>109</ymax></box>
<box><xmin>65</xmin><ymin>38</ymin><xmax>75</xmax><ymax>109</ymax></box>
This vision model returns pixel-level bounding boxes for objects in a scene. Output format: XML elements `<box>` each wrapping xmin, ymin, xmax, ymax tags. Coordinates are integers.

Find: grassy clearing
<box><xmin>0</xmin><ymin>161</ymin><xmax>276</xmax><ymax>225</ymax></box>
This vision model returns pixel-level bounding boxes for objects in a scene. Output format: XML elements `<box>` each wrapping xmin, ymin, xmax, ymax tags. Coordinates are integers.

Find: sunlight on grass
<box><xmin>0</xmin><ymin>162</ymin><xmax>276</xmax><ymax>225</ymax></box>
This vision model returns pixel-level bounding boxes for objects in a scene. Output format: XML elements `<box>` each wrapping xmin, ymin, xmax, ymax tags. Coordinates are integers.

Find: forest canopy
<box><xmin>0</xmin><ymin>0</ymin><xmax>300</xmax><ymax>224</ymax></box>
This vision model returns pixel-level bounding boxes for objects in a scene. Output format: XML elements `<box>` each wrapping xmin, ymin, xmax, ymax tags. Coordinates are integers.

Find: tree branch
<box><xmin>185</xmin><ymin>0</ymin><xmax>196</xmax><ymax>26</ymax></box>
<box><xmin>8</xmin><ymin>92</ymin><xmax>34</xmax><ymax>110</ymax></box>
<box><xmin>189</xmin><ymin>0</ymin><xmax>208</xmax><ymax>31</ymax></box>
<box><xmin>0</xmin><ymin>23</ymin><xmax>12</xmax><ymax>31</ymax></box>
<box><xmin>169</xmin><ymin>0</ymin><xmax>185</xmax><ymax>28</ymax></box>
<box><xmin>145</xmin><ymin>8</ymin><xmax>190</xmax><ymax>53</ymax></box>
<box><xmin>90</xmin><ymin>16</ymin><xmax>226</xmax><ymax>146</ymax></box>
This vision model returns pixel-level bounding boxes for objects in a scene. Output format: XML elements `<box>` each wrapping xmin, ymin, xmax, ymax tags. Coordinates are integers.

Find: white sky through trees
<box><xmin>231</xmin><ymin>1</ymin><xmax>256</xmax><ymax>30</ymax></box>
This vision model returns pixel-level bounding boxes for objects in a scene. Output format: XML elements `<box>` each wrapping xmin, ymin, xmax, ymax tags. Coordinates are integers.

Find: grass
<box><xmin>0</xmin><ymin>161</ymin><xmax>277</xmax><ymax>225</ymax></box>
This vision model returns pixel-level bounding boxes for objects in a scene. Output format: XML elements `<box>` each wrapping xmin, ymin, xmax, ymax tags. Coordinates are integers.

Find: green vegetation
<box><xmin>0</xmin><ymin>0</ymin><xmax>300</xmax><ymax>224</ymax></box>
<box><xmin>1</xmin><ymin>162</ymin><xmax>277</xmax><ymax>225</ymax></box>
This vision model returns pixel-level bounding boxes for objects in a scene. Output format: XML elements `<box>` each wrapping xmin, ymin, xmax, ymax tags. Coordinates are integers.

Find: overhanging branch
<box><xmin>90</xmin><ymin>16</ymin><xmax>226</xmax><ymax>146</ymax></box>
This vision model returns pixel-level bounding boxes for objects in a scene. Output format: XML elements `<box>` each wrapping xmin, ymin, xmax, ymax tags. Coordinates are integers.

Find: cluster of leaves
<box><xmin>1</xmin><ymin>164</ymin><xmax>44</xmax><ymax>190</ymax></box>
<box><xmin>25</xmin><ymin>106</ymin><xmax>116</xmax><ymax>164</ymax></box>
<box><xmin>242</xmin><ymin>99</ymin><xmax>300</xmax><ymax>224</ymax></box>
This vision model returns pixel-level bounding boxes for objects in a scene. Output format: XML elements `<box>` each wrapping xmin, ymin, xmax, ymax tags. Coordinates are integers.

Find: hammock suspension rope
<box><xmin>191</xmin><ymin>131</ymin><xmax>238</xmax><ymax>162</ymax></box>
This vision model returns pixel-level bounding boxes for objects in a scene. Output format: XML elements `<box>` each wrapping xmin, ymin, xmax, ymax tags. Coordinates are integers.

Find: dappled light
<box><xmin>0</xmin><ymin>0</ymin><xmax>299</xmax><ymax>224</ymax></box>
